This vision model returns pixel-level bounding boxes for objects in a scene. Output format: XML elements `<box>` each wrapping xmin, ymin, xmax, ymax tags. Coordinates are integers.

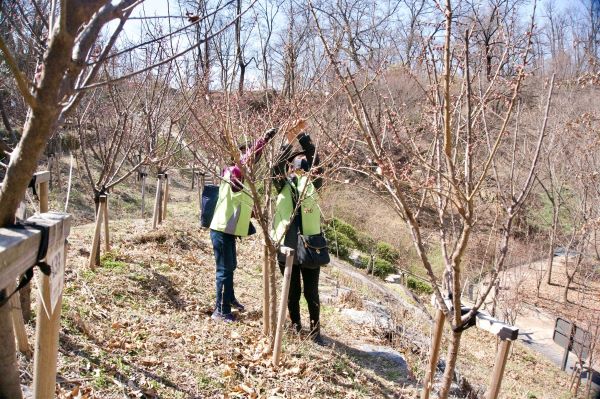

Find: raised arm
<box><xmin>239</xmin><ymin>128</ymin><xmax>277</xmax><ymax>166</ymax></box>
<box><xmin>227</xmin><ymin>128</ymin><xmax>278</xmax><ymax>192</ymax></box>
<box><xmin>296</xmin><ymin>133</ymin><xmax>323</xmax><ymax>190</ymax></box>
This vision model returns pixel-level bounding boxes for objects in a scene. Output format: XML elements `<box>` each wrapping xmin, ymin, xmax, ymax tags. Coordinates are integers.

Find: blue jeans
<box><xmin>210</xmin><ymin>229</ymin><xmax>237</xmax><ymax>314</ymax></box>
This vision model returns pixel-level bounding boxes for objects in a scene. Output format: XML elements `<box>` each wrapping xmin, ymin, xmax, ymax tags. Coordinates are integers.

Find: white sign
<box><xmin>47</xmin><ymin>243</ymin><xmax>65</xmax><ymax>314</ymax></box>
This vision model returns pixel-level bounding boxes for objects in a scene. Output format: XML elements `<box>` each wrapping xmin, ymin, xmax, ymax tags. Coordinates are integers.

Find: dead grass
<box><xmin>12</xmin><ymin>170</ymin><xmax>581</xmax><ymax>398</ymax></box>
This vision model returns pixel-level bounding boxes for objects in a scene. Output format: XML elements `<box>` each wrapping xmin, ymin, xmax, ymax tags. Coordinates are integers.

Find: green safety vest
<box><xmin>272</xmin><ymin>174</ymin><xmax>321</xmax><ymax>244</ymax></box>
<box><xmin>210</xmin><ymin>172</ymin><xmax>254</xmax><ymax>237</ymax></box>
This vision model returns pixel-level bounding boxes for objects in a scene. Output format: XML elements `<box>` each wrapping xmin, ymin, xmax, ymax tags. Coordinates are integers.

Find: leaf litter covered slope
<box><xmin>16</xmin><ymin>172</ymin><xmax>575</xmax><ymax>398</ymax></box>
<box><xmin>18</xmin><ymin>189</ymin><xmax>419</xmax><ymax>398</ymax></box>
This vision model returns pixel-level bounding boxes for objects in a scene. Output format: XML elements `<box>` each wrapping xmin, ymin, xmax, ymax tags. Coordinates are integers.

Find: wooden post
<box><xmin>141</xmin><ymin>172</ymin><xmax>146</xmax><ymax>218</ymax></box>
<box><xmin>262</xmin><ymin>244</ymin><xmax>271</xmax><ymax>336</ymax></box>
<box><xmin>272</xmin><ymin>247</ymin><xmax>294</xmax><ymax>366</ymax></box>
<box><xmin>152</xmin><ymin>175</ymin><xmax>163</xmax><ymax>229</ymax></box>
<box><xmin>191</xmin><ymin>166</ymin><xmax>195</xmax><ymax>189</ymax></box>
<box><xmin>198</xmin><ymin>172</ymin><xmax>205</xmax><ymax>216</ymax></box>
<box><xmin>32</xmin><ymin>216</ymin><xmax>69</xmax><ymax>399</ymax></box>
<box><xmin>102</xmin><ymin>196</ymin><xmax>110</xmax><ymax>253</ymax></box>
<box><xmin>38</xmin><ymin>178</ymin><xmax>49</xmax><ymax>213</ymax></box>
<box><xmin>48</xmin><ymin>154</ymin><xmax>54</xmax><ymax>189</ymax></box>
<box><xmin>88</xmin><ymin>197</ymin><xmax>105</xmax><ymax>269</ymax></box>
<box><xmin>162</xmin><ymin>173</ymin><xmax>169</xmax><ymax>221</ymax></box>
<box><xmin>269</xmin><ymin>251</ymin><xmax>277</xmax><ymax>337</ymax></box>
<box><xmin>8</xmin><ymin>282</ymin><xmax>31</xmax><ymax>356</ymax></box>
<box><xmin>486</xmin><ymin>339</ymin><xmax>512</xmax><ymax>399</ymax></box>
<box><xmin>421</xmin><ymin>308</ymin><xmax>445</xmax><ymax>399</ymax></box>
<box><xmin>0</xmin><ymin>213</ymin><xmax>71</xmax><ymax>399</ymax></box>
<box><xmin>0</xmin><ymin>298</ymin><xmax>22</xmax><ymax>398</ymax></box>
<box><xmin>15</xmin><ymin>201</ymin><xmax>27</xmax><ymax>220</ymax></box>
<box><xmin>19</xmin><ymin>172</ymin><xmax>50</xmax><ymax>323</ymax></box>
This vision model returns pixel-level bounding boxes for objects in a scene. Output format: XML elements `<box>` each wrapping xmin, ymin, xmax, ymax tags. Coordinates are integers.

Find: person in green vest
<box><xmin>272</xmin><ymin>119</ymin><xmax>326</xmax><ymax>345</ymax></box>
<box><xmin>209</xmin><ymin>128</ymin><xmax>277</xmax><ymax>322</ymax></box>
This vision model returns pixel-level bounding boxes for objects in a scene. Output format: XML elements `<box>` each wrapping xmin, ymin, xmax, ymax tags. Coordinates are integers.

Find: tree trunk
<box><xmin>546</xmin><ymin>206</ymin><xmax>559</xmax><ymax>284</ymax></box>
<box><xmin>0</xmin><ymin>91</ymin><xmax>13</xmax><ymax>135</ymax></box>
<box><xmin>0</xmin><ymin>299</ymin><xmax>23</xmax><ymax>399</ymax></box>
<box><xmin>438</xmin><ymin>330</ymin><xmax>462</xmax><ymax>399</ymax></box>
<box><xmin>563</xmin><ymin>277</ymin><xmax>570</xmax><ymax>303</ymax></box>
<box><xmin>235</xmin><ymin>0</ymin><xmax>246</xmax><ymax>96</ymax></box>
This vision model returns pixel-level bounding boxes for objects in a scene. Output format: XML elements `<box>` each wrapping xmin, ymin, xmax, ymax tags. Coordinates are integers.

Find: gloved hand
<box><xmin>263</xmin><ymin>127</ymin><xmax>278</xmax><ymax>141</ymax></box>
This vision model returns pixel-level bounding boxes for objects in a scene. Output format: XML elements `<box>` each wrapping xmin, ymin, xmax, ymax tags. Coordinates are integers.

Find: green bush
<box><xmin>329</xmin><ymin>218</ymin><xmax>359</xmax><ymax>244</ymax></box>
<box><xmin>375</xmin><ymin>242</ymin><xmax>400</xmax><ymax>264</ymax></box>
<box><xmin>324</xmin><ymin>229</ymin><xmax>352</xmax><ymax>259</ymax></box>
<box><xmin>355</xmin><ymin>254</ymin><xmax>371</xmax><ymax>269</ymax></box>
<box><xmin>406</xmin><ymin>276</ymin><xmax>433</xmax><ymax>295</ymax></box>
<box><xmin>372</xmin><ymin>257</ymin><xmax>395</xmax><ymax>277</ymax></box>
<box><xmin>355</xmin><ymin>232</ymin><xmax>375</xmax><ymax>252</ymax></box>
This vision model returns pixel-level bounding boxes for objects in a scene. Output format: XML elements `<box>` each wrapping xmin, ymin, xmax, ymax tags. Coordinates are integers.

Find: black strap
<box><xmin>0</xmin><ymin>222</ymin><xmax>52</xmax><ymax>308</ymax></box>
<box><xmin>28</xmin><ymin>174</ymin><xmax>38</xmax><ymax>197</ymax></box>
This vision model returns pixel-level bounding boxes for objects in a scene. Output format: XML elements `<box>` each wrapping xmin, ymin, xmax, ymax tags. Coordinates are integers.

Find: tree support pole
<box><xmin>262</xmin><ymin>244</ymin><xmax>271</xmax><ymax>336</ymax></box>
<box><xmin>421</xmin><ymin>308</ymin><xmax>445</xmax><ymax>399</ymax></box>
<box><xmin>102</xmin><ymin>196</ymin><xmax>109</xmax><ymax>253</ymax></box>
<box><xmin>8</xmin><ymin>282</ymin><xmax>31</xmax><ymax>357</ymax></box>
<box><xmin>486</xmin><ymin>339</ymin><xmax>512</xmax><ymax>399</ymax></box>
<box><xmin>0</xmin><ymin>300</ymin><xmax>22</xmax><ymax>398</ymax></box>
<box><xmin>33</xmin><ymin>240</ymin><xmax>67</xmax><ymax>399</ymax></box>
<box><xmin>269</xmin><ymin>248</ymin><xmax>277</xmax><ymax>337</ymax></box>
<box><xmin>162</xmin><ymin>173</ymin><xmax>169</xmax><ymax>221</ymax></box>
<box><xmin>141</xmin><ymin>173</ymin><xmax>146</xmax><ymax>218</ymax></box>
<box><xmin>198</xmin><ymin>172</ymin><xmax>205</xmax><ymax>218</ymax></box>
<box><xmin>39</xmin><ymin>179</ymin><xmax>49</xmax><ymax>213</ymax></box>
<box><xmin>272</xmin><ymin>247</ymin><xmax>294</xmax><ymax>366</ymax></box>
<box><xmin>88</xmin><ymin>196</ymin><xmax>105</xmax><ymax>269</ymax></box>
<box><xmin>152</xmin><ymin>175</ymin><xmax>163</xmax><ymax>229</ymax></box>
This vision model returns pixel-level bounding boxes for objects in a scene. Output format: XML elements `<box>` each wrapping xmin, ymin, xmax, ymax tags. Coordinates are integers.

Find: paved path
<box><xmin>515</xmin><ymin>303</ymin><xmax>600</xmax><ymax>397</ymax></box>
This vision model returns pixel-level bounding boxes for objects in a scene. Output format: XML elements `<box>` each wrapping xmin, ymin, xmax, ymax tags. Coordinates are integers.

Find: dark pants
<box><xmin>279</xmin><ymin>262</ymin><xmax>320</xmax><ymax>333</ymax></box>
<box><xmin>210</xmin><ymin>229</ymin><xmax>237</xmax><ymax>314</ymax></box>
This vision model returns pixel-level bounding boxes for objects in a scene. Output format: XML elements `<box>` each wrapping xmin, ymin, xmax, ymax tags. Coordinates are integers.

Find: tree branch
<box><xmin>0</xmin><ymin>35</ymin><xmax>37</xmax><ymax>108</ymax></box>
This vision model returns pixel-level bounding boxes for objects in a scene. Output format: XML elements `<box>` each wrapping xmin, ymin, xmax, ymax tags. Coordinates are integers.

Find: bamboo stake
<box><xmin>152</xmin><ymin>175</ymin><xmax>163</xmax><ymax>229</ymax></box>
<box><xmin>262</xmin><ymin>244</ymin><xmax>271</xmax><ymax>336</ymax></box>
<box><xmin>8</xmin><ymin>282</ymin><xmax>31</xmax><ymax>357</ymax></box>
<box><xmin>272</xmin><ymin>247</ymin><xmax>294</xmax><ymax>366</ymax></box>
<box><xmin>421</xmin><ymin>308</ymin><xmax>445</xmax><ymax>399</ymax></box>
<box><xmin>102</xmin><ymin>196</ymin><xmax>110</xmax><ymax>252</ymax></box>
<box><xmin>88</xmin><ymin>197</ymin><xmax>105</xmax><ymax>269</ymax></box>
<box><xmin>486</xmin><ymin>339</ymin><xmax>512</xmax><ymax>399</ymax></box>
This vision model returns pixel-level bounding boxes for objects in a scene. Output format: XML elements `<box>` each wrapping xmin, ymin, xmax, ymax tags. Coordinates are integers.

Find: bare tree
<box><xmin>310</xmin><ymin>0</ymin><xmax>557</xmax><ymax>395</ymax></box>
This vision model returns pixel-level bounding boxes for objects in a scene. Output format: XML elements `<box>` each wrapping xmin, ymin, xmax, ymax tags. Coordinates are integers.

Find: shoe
<box><xmin>211</xmin><ymin>310</ymin><xmax>235</xmax><ymax>322</ymax></box>
<box><xmin>309</xmin><ymin>321</ymin><xmax>324</xmax><ymax>345</ymax></box>
<box><xmin>311</xmin><ymin>333</ymin><xmax>326</xmax><ymax>346</ymax></box>
<box><xmin>231</xmin><ymin>299</ymin><xmax>245</xmax><ymax>312</ymax></box>
<box><xmin>291</xmin><ymin>322</ymin><xmax>302</xmax><ymax>334</ymax></box>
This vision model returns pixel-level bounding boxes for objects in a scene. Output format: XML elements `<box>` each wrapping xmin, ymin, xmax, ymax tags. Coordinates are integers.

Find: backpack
<box><xmin>200</xmin><ymin>184</ymin><xmax>219</xmax><ymax>228</ymax></box>
<box><xmin>200</xmin><ymin>182</ymin><xmax>257</xmax><ymax>236</ymax></box>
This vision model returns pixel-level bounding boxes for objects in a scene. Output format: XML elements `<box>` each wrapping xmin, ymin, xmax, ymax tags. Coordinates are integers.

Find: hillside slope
<box><xmin>14</xmin><ymin>169</ymin><xmax>576</xmax><ymax>398</ymax></box>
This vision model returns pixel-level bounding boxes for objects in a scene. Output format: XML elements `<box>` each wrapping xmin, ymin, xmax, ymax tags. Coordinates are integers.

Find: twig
<box><xmin>0</xmin><ymin>36</ymin><xmax>36</xmax><ymax>108</ymax></box>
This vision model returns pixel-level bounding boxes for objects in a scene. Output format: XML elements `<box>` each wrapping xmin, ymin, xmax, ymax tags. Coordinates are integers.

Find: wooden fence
<box><xmin>0</xmin><ymin>212</ymin><xmax>71</xmax><ymax>399</ymax></box>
